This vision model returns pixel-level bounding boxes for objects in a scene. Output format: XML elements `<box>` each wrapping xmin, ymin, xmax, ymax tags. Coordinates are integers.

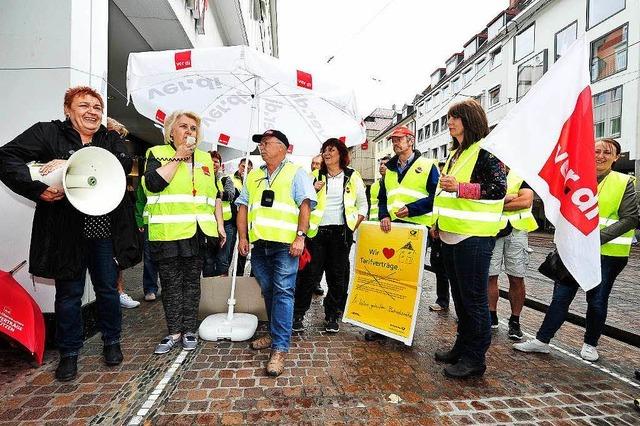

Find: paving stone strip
<box><xmin>126</xmin><ymin>350</ymin><xmax>189</xmax><ymax>425</ymax></box>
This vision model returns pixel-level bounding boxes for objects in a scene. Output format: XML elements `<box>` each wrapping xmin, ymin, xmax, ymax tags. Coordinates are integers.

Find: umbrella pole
<box><xmin>225</xmin><ymin>77</ymin><xmax>260</xmax><ymax>321</ymax></box>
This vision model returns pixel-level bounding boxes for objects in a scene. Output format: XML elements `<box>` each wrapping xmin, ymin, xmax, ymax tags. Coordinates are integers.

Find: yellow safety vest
<box><xmin>598</xmin><ymin>171</ymin><xmax>635</xmax><ymax>257</ymax></box>
<box><xmin>433</xmin><ymin>141</ymin><xmax>504</xmax><ymax>236</ymax></box>
<box><xmin>247</xmin><ymin>162</ymin><xmax>301</xmax><ymax>244</ymax></box>
<box><xmin>143</xmin><ymin>145</ymin><xmax>219</xmax><ymax>241</ymax></box>
<box><xmin>369</xmin><ymin>179</ymin><xmax>381</xmax><ymax>221</ymax></box>
<box><xmin>384</xmin><ymin>156</ymin><xmax>436</xmax><ymax>226</ymax></box>
<box><xmin>500</xmin><ymin>171</ymin><xmax>539</xmax><ymax>232</ymax></box>
<box><xmin>217</xmin><ymin>177</ymin><xmax>232</xmax><ymax>221</ymax></box>
<box><xmin>308</xmin><ymin>168</ymin><xmax>363</xmax><ymax>238</ymax></box>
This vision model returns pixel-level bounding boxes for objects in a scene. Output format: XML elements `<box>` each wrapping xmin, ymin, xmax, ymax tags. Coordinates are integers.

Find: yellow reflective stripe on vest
<box><xmin>435</xmin><ymin>207</ymin><xmax>502</xmax><ymax>222</ymax></box>
<box><xmin>147</xmin><ymin>214</ymin><xmax>217</xmax><ymax>224</ymax></box>
<box><xmin>436</xmin><ymin>191</ymin><xmax>504</xmax><ymax>205</ymax></box>
<box><xmin>387</xmin><ymin>187</ymin><xmax>429</xmax><ymax>200</ymax></box>
<box><xmin>598</xmin><ymin>171</ymin><xmax>634</xmax><ymax>257</ymax></box>
<box><xmin>250</xmin><ymin>201</ymin><xmax>299</xmax><ymax>215</ymax></box>
<box><xmin>433</xmin><ymin>140</ymin><xmax>504</xmax><ymax>236</ymax></box>
<box><xmin>146</xmin><ymin>194</ymin><xmax>216</xmax><ymax>207</ymax></box>
<box><xmin>252</xmin><ymin>217</ymin><xmax>298</xmax><ymax>231</ymax></box>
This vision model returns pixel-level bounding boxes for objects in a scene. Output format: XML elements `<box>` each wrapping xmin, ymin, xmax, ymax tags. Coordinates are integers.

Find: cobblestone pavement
<box><xmin>0</xmin><ymin>235</ymin><xmax>639</xmax><ymax>425</ymax></box>
<box><xmin>496</xmin><ymin>232</ymin><xmax>640</xmax><ymax>338</ymax></box>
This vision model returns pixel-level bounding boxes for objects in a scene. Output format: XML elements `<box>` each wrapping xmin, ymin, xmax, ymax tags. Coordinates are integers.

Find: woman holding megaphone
<box><xmin>0</xmin><ymin>86</ymin><xmax>140</xmax><ymax>382</ymax></box>
<box><xmin>142</xmin><ymin>110</ymin><xmax>226</xmax><ymax>355</ymax></box>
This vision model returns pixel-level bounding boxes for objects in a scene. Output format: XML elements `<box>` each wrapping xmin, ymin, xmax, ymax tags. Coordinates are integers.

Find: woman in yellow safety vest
<box><xmin>143</xmin><ymin>111</ymin><xmax>226</xmax><ymax>355</ymax></box>
<box><xmin>293</xmin><ymin>138</ymin><xmax>368</xmax><ymax>333</ymax></box>
<box><xmin>514</xmin><ymin>138</ymin><xmax>638</xmax><ymax>362</ymax></box>
<box><xmin>431</xmin><ymin>99</ymin><xmax>507</xmax><ymax>379</ymax></box>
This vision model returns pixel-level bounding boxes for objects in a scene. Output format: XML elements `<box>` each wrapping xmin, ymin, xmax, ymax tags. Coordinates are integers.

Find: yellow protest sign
<box><xmin>343</xmin><ymin>221</ymin><xmax>427</xmax><ymax>345</ymax></box>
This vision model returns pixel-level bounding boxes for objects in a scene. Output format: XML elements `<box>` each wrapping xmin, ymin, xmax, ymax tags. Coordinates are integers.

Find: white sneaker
<box><xmin>513</xmin><ymin>338</ymin><xmax>550</xmax><ymax>354</ymax></box>
<box><xmin>144</xmin><ymin>293</ymin><xmax>157</xmax><ymax>302</ymax></box>
<box><xmin>580</xmin><ymin>343</ymin><xmax>599</xmax><ymax>361</ymax></box>
<box><xmin>119</xmin><ymin>293</ymin><xmax>140</xmax><ymax>309</ymax></box>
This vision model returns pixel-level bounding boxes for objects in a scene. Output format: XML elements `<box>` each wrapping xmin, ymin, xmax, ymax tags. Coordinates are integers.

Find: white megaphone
<box><xmin>28</xmin><ymin>146</ymin><xmax>126</xmax><ymax>216</ymax></box>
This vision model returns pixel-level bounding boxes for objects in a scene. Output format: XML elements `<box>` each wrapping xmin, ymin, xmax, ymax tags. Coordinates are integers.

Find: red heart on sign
<box><xmin>382</xmin><ymin>248</ymin><xmax>395</xmax><ymax>259</ymax></box>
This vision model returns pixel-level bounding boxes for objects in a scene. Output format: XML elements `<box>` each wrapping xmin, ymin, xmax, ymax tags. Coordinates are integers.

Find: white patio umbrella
<box><xmin>127</xmin><ymin>45</ymin><xmax>366</xmax><ymax>155</ymax></box>
<box><xmin>127</xmin><ymin>45</ymin><xmax>366</xmax><ymax>342</ymax></box>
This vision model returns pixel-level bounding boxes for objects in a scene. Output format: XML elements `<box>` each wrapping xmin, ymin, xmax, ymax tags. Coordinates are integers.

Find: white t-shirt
<box><xmin>319</xmin><ymin>171</ymin><xmax>368</xmax><ymax>226</ymax></box>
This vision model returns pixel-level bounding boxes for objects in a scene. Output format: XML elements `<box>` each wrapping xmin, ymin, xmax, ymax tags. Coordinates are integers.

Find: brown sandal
<box><xmin>250</xmin><ymin>334</ymin><xmax>272</xmax><ymax>350</ymax></box>
<box><xmin>266</xmin><ymin>350</ymin><xmax>286</xmax><ymax>377</ymax></box>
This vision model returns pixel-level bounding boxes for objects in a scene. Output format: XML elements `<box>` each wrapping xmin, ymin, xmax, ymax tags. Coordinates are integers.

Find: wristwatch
<box><xmin>296</xmin><ymin>230</ymin><xmax>307</xmax><ymax>238</ymax></box>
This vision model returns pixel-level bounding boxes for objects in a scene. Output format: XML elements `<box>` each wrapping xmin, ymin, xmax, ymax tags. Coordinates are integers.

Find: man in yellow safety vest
<box><xmin>365</xmin><ymin>126</ymin><xmax>440</xmax><ymax>342</ymax></box>
<box><xmin>488</xmin><ymin>170</ymin><xmax>538</xmax><ymax>341</ymax></box>
<box><xmin>236</xmin><ymin>129</ymin><xmax>316</xmax><ymax>377</ymax></box>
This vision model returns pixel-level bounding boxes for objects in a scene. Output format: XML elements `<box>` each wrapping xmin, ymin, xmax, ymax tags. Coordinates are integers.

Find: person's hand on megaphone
<box><xmin>38</xmin><ymin>159</ymin><xmax>67</xmax><ymax>176</ymax></box>
<box><xmin>35</xmin><ymin>159</ymin><xmax>67</xmax><ymax>202</ymax></box>
<box><xmin>39</xmin><ymin>185</ymin><xmax>65</xmax><ymax>202</ymax></box>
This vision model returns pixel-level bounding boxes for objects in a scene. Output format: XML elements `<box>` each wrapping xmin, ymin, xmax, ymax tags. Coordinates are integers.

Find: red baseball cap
<box><xmin>387</xmin><ymin>126</ymin><xmax>414</xmax><ymax>139</ymax></box>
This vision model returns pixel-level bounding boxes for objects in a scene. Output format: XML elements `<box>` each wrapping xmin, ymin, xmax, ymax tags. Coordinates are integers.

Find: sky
<box><xmin>278</xmin><ymin>0</ymin><xmax>507</xmax><ymax>116</ymax></box>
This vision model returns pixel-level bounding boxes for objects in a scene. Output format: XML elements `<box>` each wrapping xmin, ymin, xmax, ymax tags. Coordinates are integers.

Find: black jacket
<box><xmin>0</xmin><ymin>119</ymin><xmax>141</xmax><ymax>280</ymax></box>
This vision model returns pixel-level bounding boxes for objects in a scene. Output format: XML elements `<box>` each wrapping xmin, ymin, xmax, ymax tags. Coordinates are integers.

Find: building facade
<box><xmin>350</xmin><ymin>108</ymin><xmax>395</xmax><ymax>185</ymax></box>
<box><xmin>414</xmin><ymin>0</ymin><xmax>639</xmax><ymax>176</ymax></box>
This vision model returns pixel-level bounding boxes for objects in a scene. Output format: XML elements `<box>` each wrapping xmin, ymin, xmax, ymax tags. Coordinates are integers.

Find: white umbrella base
<box><xmin>198</xmin><ymin>312</ymin><xmax>258</xmax><ymax>342</ymax></box>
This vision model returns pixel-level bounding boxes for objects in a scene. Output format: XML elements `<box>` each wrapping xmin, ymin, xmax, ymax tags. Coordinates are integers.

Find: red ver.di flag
<box><xmin>481</xmin><ymin>37</ymin><xmax>600</xmax><ymax>290</ymax></box>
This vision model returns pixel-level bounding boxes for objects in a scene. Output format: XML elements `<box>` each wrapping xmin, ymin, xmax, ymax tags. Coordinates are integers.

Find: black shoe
<box><xmin>444</xmin><ymin>359</ymin><xmax>486</xmax><ymax>379</ymax></box>
<box><xmin>292</xmin><ymin>317</ymin><xmax>304</xmax><ymax>332</ymax></box>
<box><xmin>508</xmin><ymin>321</ymin><xmax>523</xmax><ymax>340</ymax></box>
<box><xmin>434</xmin><ymin>348</ymin><xmax>462</xmax><ymax>364</ymax></box>
<box><xmin>313</xmin><ymin>285</ymin><xmax>324</xmax><ymax>296</ymax></box>
<box><xmin>55</xmin><ymin>355</ymin><xmax>78</xmax><ymax>382</ymax></box>
<box><xmin>103</xmin><ymin>343</ymin><xmax>123</xmax><ymax>366</ymax></box>
<box><xmin>491</xmin><ymin>316</ymin><xmax>499</xmax><ymax>330</ymax></box>
<box><xmin>325</xmin><ymin>318</ymin><xmax>339</xmax><ymax>333</ymax></box>
<box><xmin>364</xmin><ymin>331</ymin><xmax>386</xmax><ymax>341</ymax></box>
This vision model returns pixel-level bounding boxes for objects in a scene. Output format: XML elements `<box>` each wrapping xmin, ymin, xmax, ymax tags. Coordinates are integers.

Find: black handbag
<box><xmin>538</xmin><ymin>249</ymin><xmax>578</xmax><ymax>286</ymax></box>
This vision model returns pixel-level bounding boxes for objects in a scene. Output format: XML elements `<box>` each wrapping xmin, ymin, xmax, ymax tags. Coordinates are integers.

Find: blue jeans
<box><xmin>54</xmin><ymin>238</ymin><xmax>120</xmax><ymax>356</ymax></box>
<box><xmin>441</xmin><ymin>236</ymin><xmax>495</xmax><ymax>365</ymax></box>
<box><xmin>537</xmin><ymin>255</ymin><xmax>627</xmax><ymax>346</ymax></box>
<box><xmin>142</xmin><ymin>227</ymin><xmax>159</xmax><ymax>295</ymax></box>
<box><xmin>250</xmin><ymin>240</ymin><xmax>299</xmax><ymax>352</ymax></box>
<box><xmin>215</xmin><ymin>221</ymin><xmax>237</xmax><ymax>275</ymax></box>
